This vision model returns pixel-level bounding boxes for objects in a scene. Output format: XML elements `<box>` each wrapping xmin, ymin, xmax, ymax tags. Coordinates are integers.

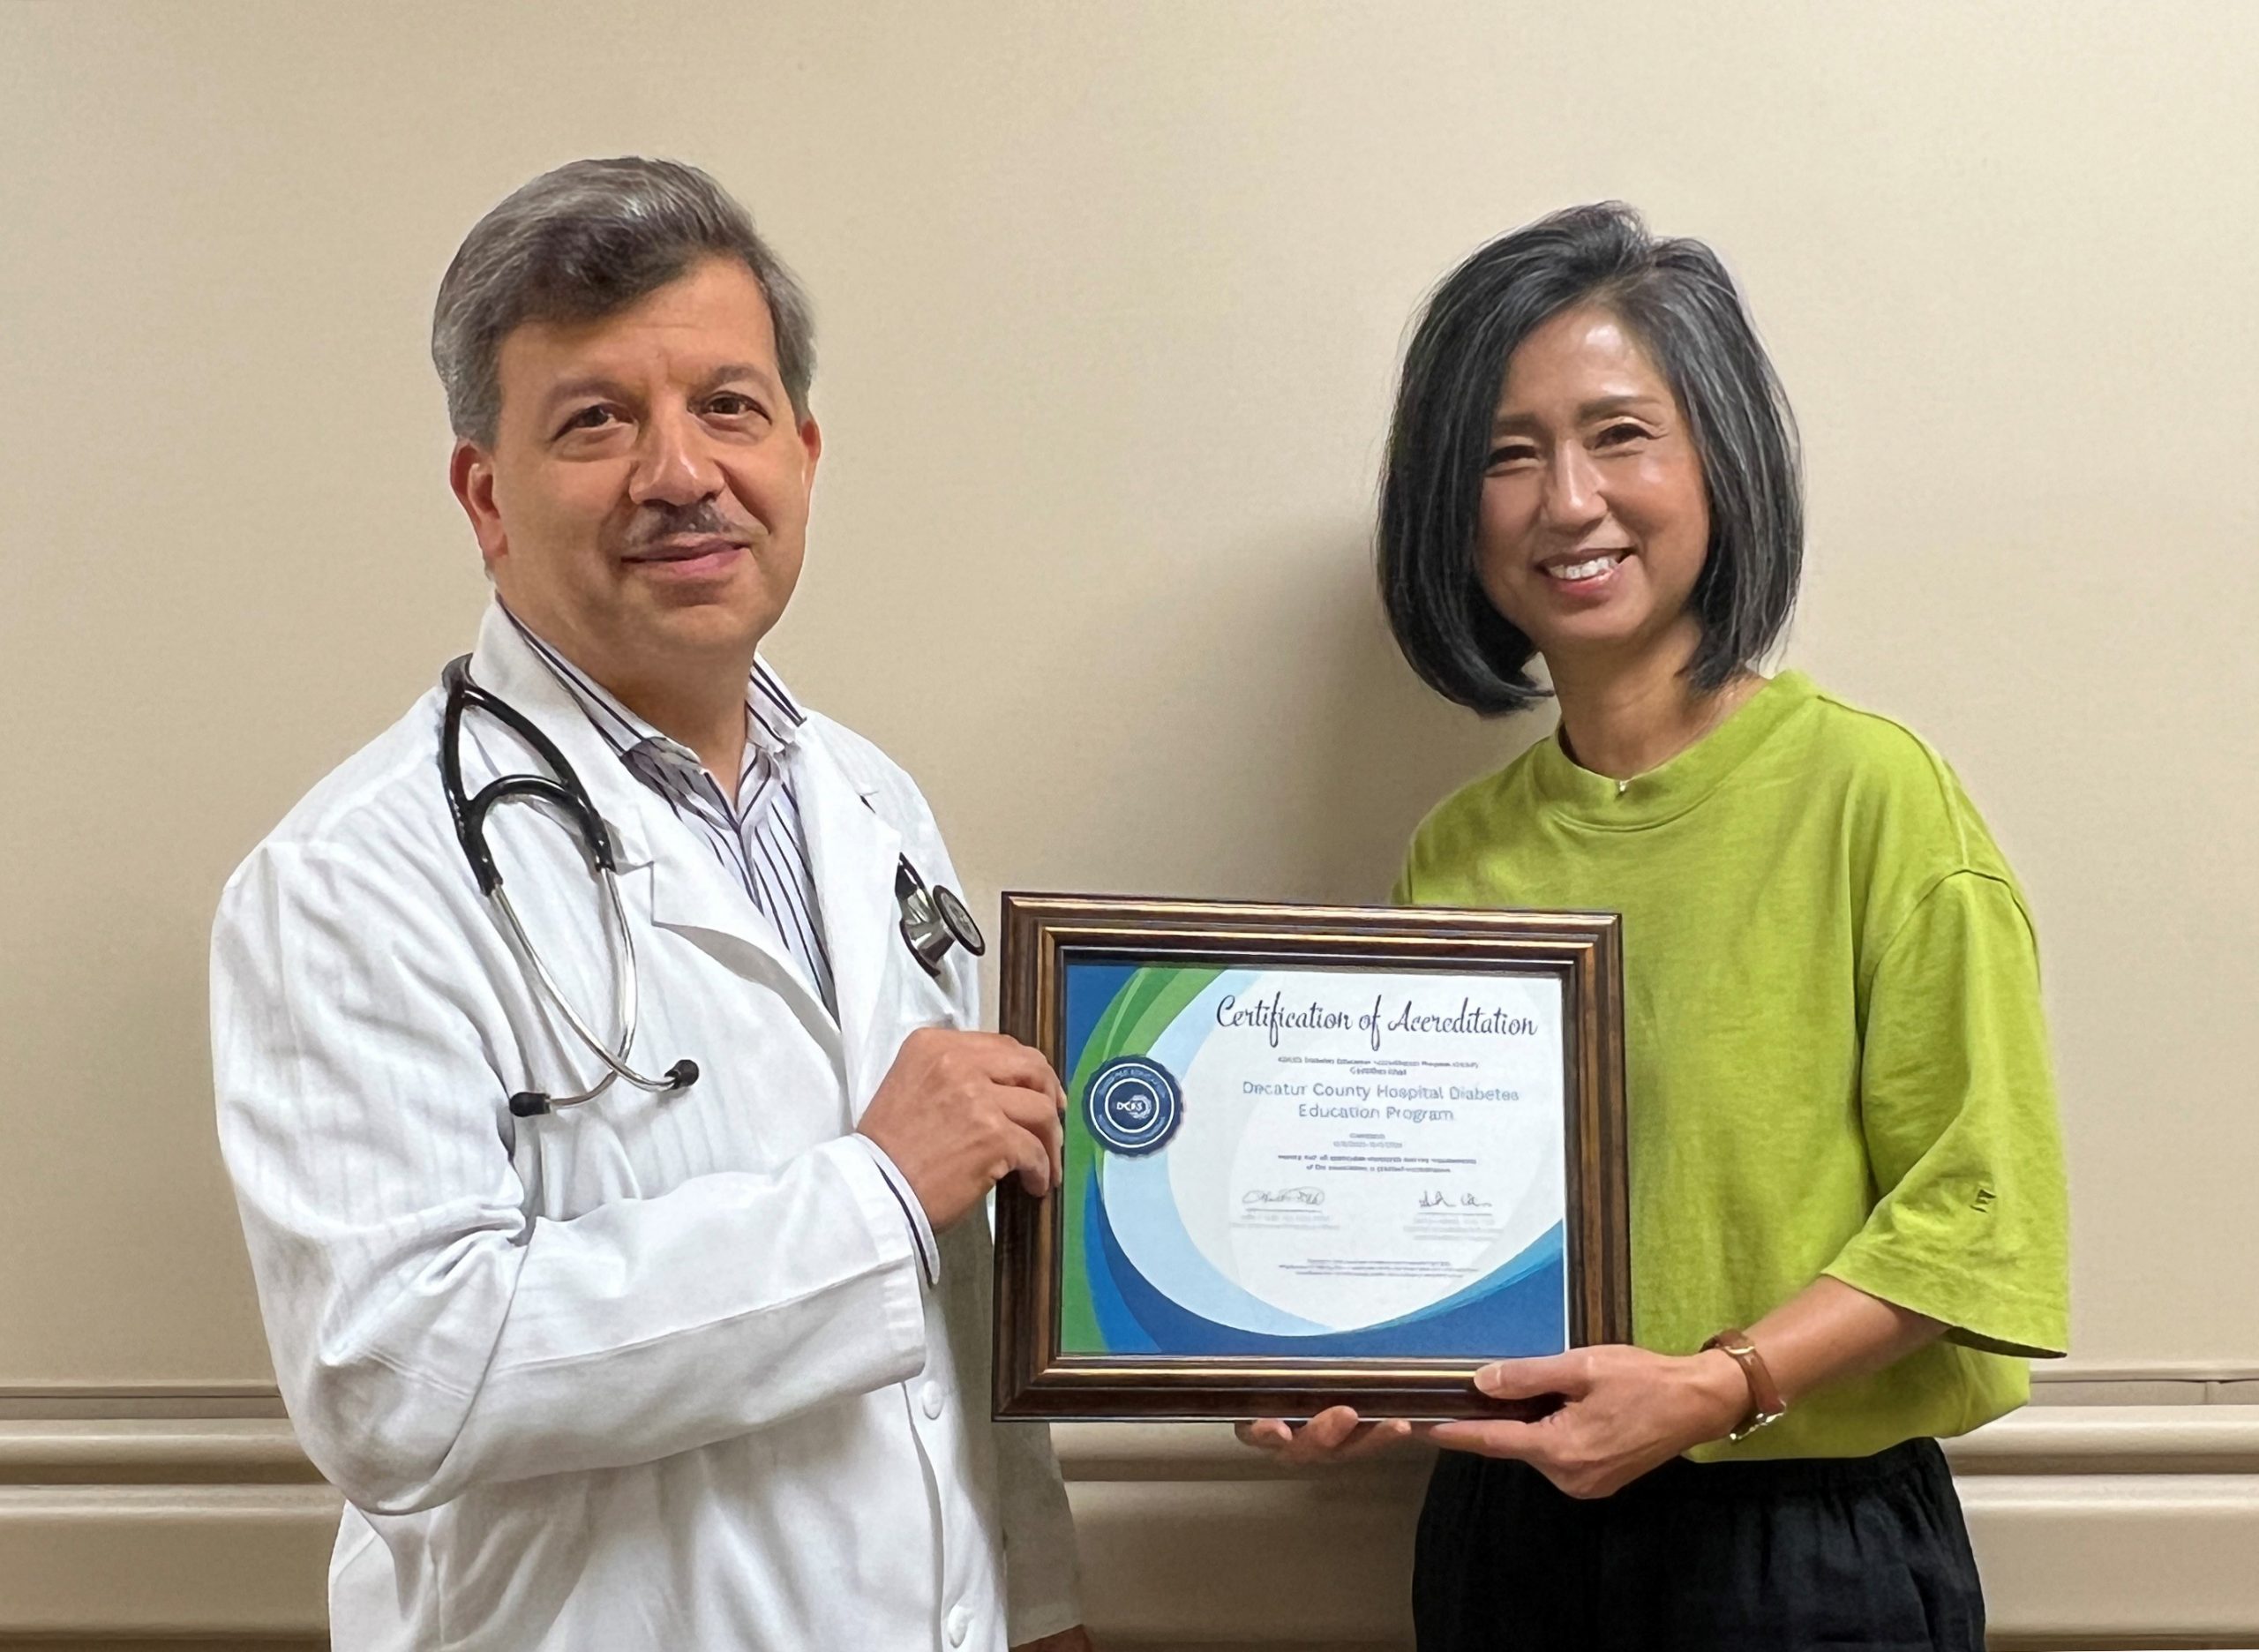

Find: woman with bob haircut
<box><xmin>1240</xmin><ymin>204</ymin><xmax>2069</xmax><ymax>1650</ymax></box>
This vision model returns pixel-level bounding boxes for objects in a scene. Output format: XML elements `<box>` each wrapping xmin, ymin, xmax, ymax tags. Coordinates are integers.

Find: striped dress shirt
<box><xmin>507</xmin><ymin>612</ymin><xmax>837</xmax><ymax>1013</ymax></box>
<box><xmin>507</xmin><ymin>608</ymin><xmax>938</xmax><ymax>1283</ymax></box>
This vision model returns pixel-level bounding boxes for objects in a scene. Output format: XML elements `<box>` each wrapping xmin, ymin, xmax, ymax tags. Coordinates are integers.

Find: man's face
<box><xmin>451</xmin><ymin>256</ymin><xmax>821</xmax><ymax>692</ymax></box>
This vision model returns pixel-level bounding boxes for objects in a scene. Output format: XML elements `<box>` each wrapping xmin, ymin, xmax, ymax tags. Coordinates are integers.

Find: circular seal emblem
<box><xmin>1084</xmin><ymin>1055</ymin><xmax>1183</xmax><ymax>1156</ymax></box>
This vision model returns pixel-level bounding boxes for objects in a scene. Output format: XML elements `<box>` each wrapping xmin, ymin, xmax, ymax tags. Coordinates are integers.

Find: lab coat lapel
<box><xmin>641</xmin><ymin>824</ymin><xmax>824</xmax><ymax>1003</ymax></box>
<box><xmin>468</xmin><ymin>606</ymin><xmax>822</xmax><ymax>1012</ymax></box>
<box><xmin>467</xmin><ymin>604</ymin><xmax>657</xmax><ymax>876</ymax></box>
<box><xmin>793</xmin><ymin>729</ymin><xmax>904</xmax><ymax>1112</ymax></box>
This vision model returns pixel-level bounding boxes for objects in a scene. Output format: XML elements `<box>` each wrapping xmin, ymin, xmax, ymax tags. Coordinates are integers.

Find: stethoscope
<box><xmin>439</xmin><ymin>657</ymin><xmax>985</xmax><ymax>1118</ymax></box>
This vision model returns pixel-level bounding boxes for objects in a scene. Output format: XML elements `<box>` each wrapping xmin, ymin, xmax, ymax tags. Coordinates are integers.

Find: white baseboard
<box><xmin>2</xmin><ymin>1406</ymin><xmax>2254</xmax><ymax>1647</ymax></box>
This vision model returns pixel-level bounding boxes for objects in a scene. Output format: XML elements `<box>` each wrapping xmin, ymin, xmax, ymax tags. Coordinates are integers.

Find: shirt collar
<box><xmin>1526</xmin><ymin>670</ymin><xmax>1817</xmax><ymax>830</ymax></box>
<box><xmin>500</xmin><ymin>604</ymin><xmax>807</xmax><ymax>770</ymax></box>
<box><xmin>746</xmin><ymin>658</ymin><xmax>807</xmax><ymax>757</ymax></box>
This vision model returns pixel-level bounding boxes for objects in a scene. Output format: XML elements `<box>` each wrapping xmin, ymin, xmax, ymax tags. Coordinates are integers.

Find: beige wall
<box><xmin>3</xmin><ymin>1</ymin><xmax>2256</xmax><ymax>1643</ymax></box>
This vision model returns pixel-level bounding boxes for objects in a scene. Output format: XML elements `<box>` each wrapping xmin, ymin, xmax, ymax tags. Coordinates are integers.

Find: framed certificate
<box><xmin>992</xmin><ymin>894</ymin><xmax>1631</xmax><ymax>1422</ymax></box>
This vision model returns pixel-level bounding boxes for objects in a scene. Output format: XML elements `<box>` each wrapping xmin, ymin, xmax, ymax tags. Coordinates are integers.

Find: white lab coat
<box><xmin>212</xmin><ymin>604</ymin><xmax>1082</xmax><ymax>1651</ymax></box>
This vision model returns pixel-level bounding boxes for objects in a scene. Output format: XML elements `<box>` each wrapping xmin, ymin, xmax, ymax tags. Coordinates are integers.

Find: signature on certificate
<box><xmin>1242</xmin><ymin>1186</ymin><xmax>1326</xmax><ymax>1207</ymax></box>
<box><xmin>1419</xmin><ymin>1189</ymin><xmax>1494</xmax><ymax>1210</ymax></box>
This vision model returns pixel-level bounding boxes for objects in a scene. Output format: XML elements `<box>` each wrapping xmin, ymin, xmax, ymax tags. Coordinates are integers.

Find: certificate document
<box><xmin>1059</xmin><ymin>961</ymin><xmax>1568</xmax><ymax>1361</ymax></box>
<box><xmin>991</xmin><ymin>894</ymin><xmax>1626</xmax><ymax>1422</ymax></box>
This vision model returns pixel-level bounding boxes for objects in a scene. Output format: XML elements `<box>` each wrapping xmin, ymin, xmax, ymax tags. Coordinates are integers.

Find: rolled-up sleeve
<box><xmin>1827</xmin><ymin>869</ymin><xmax>2070</xmax><ymax>1357</ymax></box>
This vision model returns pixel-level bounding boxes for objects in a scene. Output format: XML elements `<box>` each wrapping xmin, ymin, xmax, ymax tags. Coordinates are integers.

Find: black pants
<box><xmin>1413</xmin><ymin>1439</ymin><xmax>1984</xmax><ymax>1652</ymax></box>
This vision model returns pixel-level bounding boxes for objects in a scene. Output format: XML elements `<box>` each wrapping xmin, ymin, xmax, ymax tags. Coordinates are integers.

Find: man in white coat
<box><xmin>212</xmin><ymin>157</ymin><xmax>1090</xmax><ymax>1651</ymax></box>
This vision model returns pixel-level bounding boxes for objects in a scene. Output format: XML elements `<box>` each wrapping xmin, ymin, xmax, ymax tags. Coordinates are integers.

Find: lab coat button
<box><xmin>946</xmin><ymin>1603</ymin><xmax>971</xmax><ymax>1646</ymax></box>
<box><xmin>920</xmin><ymin>1382</ymin><xmax>945</xmax><ymax>1420</ymax></box>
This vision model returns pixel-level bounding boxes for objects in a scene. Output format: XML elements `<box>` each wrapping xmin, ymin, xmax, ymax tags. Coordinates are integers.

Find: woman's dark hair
<box><xmin>1378</xmin><ymin>202</ymin><xmax>1802</xmax><ymax>715</ymax></box>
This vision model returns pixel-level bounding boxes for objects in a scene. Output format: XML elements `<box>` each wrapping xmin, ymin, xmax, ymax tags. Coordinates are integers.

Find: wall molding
<box><xmin>2037</xmin><ymin>1364</ymin><xmax>2259</xmax><ymax>1385</ymax></box>
<box><xmin>2</xmin><ymin>1406</ymin><xmax>2255</xmax><ymax>1648</ymax></box>
<box><xmin>3</xmin><ymin>1361</ymin><xmax>2251</xmax><ymax>1402</ymax></box>
<box><xmin>0</xmin><ymin>1363</ymin><xmax>2245</xmax><ymax>1429</ymax></box>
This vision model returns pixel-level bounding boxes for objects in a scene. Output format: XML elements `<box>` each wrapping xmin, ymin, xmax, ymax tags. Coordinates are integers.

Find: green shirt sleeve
<box><xmin>1825</xmin><ymin>869</ymin><xmax>2070</xmax><ymax>1357</ymax></box>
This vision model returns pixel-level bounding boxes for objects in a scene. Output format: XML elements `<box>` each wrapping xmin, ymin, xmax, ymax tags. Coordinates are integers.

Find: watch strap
<box><xmin>1701</xmin><ymin>1327</ymin><xmax>1787</xmax><ymax>1442</ymax></box>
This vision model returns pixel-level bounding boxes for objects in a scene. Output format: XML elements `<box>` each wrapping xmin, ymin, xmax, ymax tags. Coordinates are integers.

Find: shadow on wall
<box><xmin>956</xmin><ymin>522</ymin><xmax>1545</xmax><ymax>923</ymax></box>
<box><xmin>1247</xmin><ymin>525</ymin><xmax>1544</xmax><ymax>906</ymax></box>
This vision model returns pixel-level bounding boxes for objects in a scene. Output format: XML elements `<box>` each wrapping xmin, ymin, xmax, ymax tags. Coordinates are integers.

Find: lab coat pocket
<box><xmin>522</xmin><ymin>1106</ymin><xmax>649</xmax><ymax>1220</ymax></box>
<box><xmin>888</xmin><ymin>957</ymin><xmax>968</xmax><ymax>1050</ymax></box>
<box><xmin>847</xmin><ymin>959</ymin><xmax>965</xmax><ymax>1129</ymax></box>
<box><xmin>426</xmin><ymin>1479</ymin><xmax>596</xmax><ymax>1649</ymax></box>
<box><xmin>900</xmin><ymin>953</ymin><xmax>968</xmax><ymax>1031</ymax></box>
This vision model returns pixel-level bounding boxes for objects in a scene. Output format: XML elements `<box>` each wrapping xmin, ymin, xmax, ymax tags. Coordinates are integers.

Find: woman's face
<box><xmin>1475</xmin><ymin>304</ymin><xmax>1711</xmax><ymax>677</ymax></box>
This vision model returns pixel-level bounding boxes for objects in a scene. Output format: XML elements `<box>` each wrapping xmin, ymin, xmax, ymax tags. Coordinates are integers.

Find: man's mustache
<box><xmin>619</xmin><ymin>503</ymin><xmax>754</xmax><ymax>554</ymax></box>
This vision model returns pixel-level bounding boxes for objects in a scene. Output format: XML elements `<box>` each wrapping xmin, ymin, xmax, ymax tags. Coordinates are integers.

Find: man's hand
<box><xmin>1012</xmin><ymin>1627</ymin><xmax>1096</xmax><ymax>1652</ymax></box>
<box><xmin>1422</xmin><ymin>1345</ymin><xmax>1746</xmax><ymax>1498</ymax></box>
<box><xmin>1235</xmin><ymin>1405</ymin><xmax>1416</xmax><ymax>1466</ymax></box>
<box><xmin>858</xmin><ymin>1028</ymin><xmax>1065</xmax><ymax>1230</ymax></box>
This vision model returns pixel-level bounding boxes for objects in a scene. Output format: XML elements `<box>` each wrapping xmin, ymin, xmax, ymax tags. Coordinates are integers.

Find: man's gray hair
<box><xmin>432</xmin><ymin>157</ymin><xmax>816</xmax><ymax>447</ymax></box>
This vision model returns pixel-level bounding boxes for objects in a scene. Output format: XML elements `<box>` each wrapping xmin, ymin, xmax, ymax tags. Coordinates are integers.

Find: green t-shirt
<box><xmin>1396</xmin><ymin>671</ymin><xmax>2069</xmax><ymax>1461</ymax></box>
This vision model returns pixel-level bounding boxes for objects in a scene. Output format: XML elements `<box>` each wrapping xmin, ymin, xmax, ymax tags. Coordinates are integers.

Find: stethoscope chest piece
<box><xmin>896</xmin><ymin>857</ymin><xmax>985</xmax><ymax>977</ymax></box>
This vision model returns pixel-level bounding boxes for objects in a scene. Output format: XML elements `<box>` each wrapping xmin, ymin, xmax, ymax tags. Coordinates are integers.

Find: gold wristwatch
<box><xmin>1701</xmin><ymin>1328</ymin><xmax>1787</xmax><ymax>1442</ymax></box>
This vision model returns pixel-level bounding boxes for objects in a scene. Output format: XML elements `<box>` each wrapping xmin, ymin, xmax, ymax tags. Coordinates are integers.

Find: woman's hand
<box><xmin>1235</xmin><ymin>1406</ymin><xmax>1416</xmax><ymax>1466</ymax></box>
<box><xmin>1423</xmin><ymin>1345</ymin><xmax>1748</xmax><ymax>1499</ymax></box>
<box><xmin>1426</xmin><ymin>1281</ymin><xmax>1949</xmax><ymax>1498</ymax></box>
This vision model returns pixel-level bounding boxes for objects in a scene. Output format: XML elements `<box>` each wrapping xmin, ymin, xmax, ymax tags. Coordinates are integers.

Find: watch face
<box><xmin>934</xmin><ymin>884</ymin><xmax>985</xmax><ymax>954</ymax></box>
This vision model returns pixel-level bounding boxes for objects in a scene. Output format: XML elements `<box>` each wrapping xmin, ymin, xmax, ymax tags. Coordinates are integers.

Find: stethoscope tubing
<box><xmin>443</xmin><ymin>657</ymin><xmax>697</xmax><ymax>1115</ymax></box>
<box><xmin>439</xmin><ymin>656</ymin><xmax>981</xmax><ymax>1120</ymax></box>
<box><xmin>490</xmin><ymin>875</ymin><xmax>679</xmax><ymax>1109</ymax></box>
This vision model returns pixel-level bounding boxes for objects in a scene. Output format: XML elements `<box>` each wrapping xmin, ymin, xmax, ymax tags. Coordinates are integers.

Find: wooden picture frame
<box><xmin>992</xmin><ymin>893</ymin><xmax>1631</xmax><ymax>1422</ymax></box>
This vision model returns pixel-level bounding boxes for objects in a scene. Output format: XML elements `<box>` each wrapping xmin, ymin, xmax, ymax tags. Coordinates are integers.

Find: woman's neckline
<box><xmin>1527</xmin><ymin>670</ymin><xmax>1817</xmax><ymax>830</ymax></box>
